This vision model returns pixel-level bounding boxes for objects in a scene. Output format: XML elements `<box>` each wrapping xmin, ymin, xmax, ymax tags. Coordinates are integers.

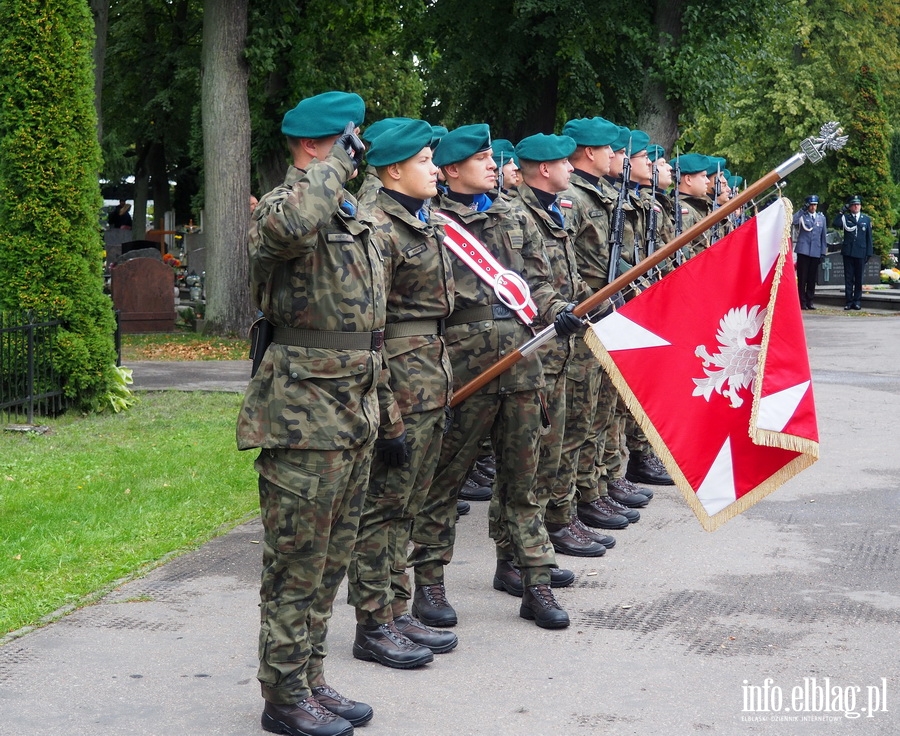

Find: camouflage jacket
<box><xmin>512</xmin><ymin>183</ymin><xmax>590</xmax><ymax>376</ymax></box>
<box><xmin>362</xmin><ymin>189</ymin><xmax>454</xmax><ymax>431</ymax></box>
<box><xmin>237</xmin><ymin>145</ymin><xmax>396</xmax><ymax>451</ymax></box>
<box><xmin>355</xmin><ymin>167</ymin><xmax>382</xmax><ymax>211</ymax></box>
<box><xmin>433</xmin><ymin>192</ymin><xmax>559</xmax><ymax>395</ymax></box>
<box><xmin>563</xmin><ymin>172</ymin><xmax>616</xmax><ymax>288</ymax></box>
<box><xmin>679</xmin><ymin>194</ymin><xmax>713</xmax><ymax>258</ymax></box>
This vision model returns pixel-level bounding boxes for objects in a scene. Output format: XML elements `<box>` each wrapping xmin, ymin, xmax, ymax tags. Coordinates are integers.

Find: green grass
<box><xmin>0</xmin><ymin>392</ymin><xmax>258</xmax><ymax>636</ymax></box>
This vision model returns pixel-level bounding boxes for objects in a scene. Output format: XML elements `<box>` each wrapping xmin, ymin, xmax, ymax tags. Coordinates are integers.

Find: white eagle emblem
<box><xmin>692</xmin><ymin>305</ymin><xmax>767</xmax><ymax>408</ymax></box>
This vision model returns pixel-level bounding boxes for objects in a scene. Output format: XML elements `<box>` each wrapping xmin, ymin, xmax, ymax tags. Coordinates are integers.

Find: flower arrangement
<box><xmin>162</xmin><ymin>252</ymin><xmax>182</xmax><ymax>268</ymax></box>
<box><xmin>879</xmin><ymin>268</ymin><xmax>900</xmax><ymax>284</ymax></box>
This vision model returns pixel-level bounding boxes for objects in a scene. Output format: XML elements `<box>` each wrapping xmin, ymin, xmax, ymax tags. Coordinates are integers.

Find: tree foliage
<box><xmin>246</xmin><ymin>0</ymin><xmax>425</xmax><ymax>194</ymax></box>
<box><xmin>830</xmin><ymin>66</ymin><xmax>896</xmax><ymax>257</ymax></box>
<box><xmin>0</xmin><ymin>0</ymin><xmax>117</xmax><ymax>409</ymax></box>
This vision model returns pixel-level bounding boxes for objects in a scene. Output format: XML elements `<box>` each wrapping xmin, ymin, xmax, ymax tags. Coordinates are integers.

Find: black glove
<box><xmin>375</xmin><ymin>430</ymin><xmax>409</xmax><ymax>468</ymax></box>
<box><xmin>553</xmin><ymin>303</ymin><xmax>583</xmax><ymax>337</ymax></box>
<box><xmin>337</xmin><ymin>121</ymin><xmax>365</xmax><ymax>170</ymax></box>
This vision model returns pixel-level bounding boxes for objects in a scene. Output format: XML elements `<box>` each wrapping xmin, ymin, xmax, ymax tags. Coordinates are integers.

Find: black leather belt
<box><xmin>383</xmin><ymin>319</ymin><xmax>445</xmax><ymax>339</ymax></box>
<box><xmin>445</xmin><ymin>304</ymin><xmax>514</xmax><ymax>327</ymax></box>
<box><xmin>272</xmin><ymin>326</ymin><xmax>384</xmax><ymax>351</ymax></box>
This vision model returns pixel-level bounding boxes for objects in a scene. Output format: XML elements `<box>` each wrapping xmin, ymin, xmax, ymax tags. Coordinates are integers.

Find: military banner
<box><xmin>585</xmin><ymin>198</ymin><xmax>819</xmax><ymax>530</ymax></box>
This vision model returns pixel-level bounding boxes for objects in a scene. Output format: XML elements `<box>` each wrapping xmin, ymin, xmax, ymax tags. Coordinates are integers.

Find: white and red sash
<box><xmin>434</xmin><ymin>212</ymin><xmax>538</xmax><ymax>325</ymax></box>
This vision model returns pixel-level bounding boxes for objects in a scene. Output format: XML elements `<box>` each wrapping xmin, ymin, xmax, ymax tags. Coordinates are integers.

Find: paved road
<box><xmin>1</xmin><ymin>312</ymin><xmax>898</xmax><ymax>735</ymax></box>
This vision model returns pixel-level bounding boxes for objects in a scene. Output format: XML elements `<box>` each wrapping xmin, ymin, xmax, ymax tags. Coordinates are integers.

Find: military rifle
<box><xmin>646</xmin><ymin>160</ymin><xmax>660</xmax><ymax>281</ymax></box>
<box><xmin>711</xmin><ymin>161</ymin><xmax>722</xmax><ymax>242</ymax></box>
<box><xmin>672</xmin><ymin>150</ymin><xmax>685</xmax><ymax>266</ymax></box>
<box><xmin>607</xmin><ymin>142</ymin><xmax>631</xmax><ymax>286</ymax></box>
<box><xmin>449</xmin><ymin>122</ymin><xmax>848</xmax><ymax>407</ymax></box>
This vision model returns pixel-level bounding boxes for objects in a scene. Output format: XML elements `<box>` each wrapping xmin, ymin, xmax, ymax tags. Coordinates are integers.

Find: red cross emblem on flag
<box><xmin>586</xmin><ymin>198</ymin><xmax>819</xmax><ymax>530</ymax></box>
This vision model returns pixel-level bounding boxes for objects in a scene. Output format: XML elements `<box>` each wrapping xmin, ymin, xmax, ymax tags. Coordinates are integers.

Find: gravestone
<box><xmin>110</xmin><ymin>258</ymin><xmax>175</xmax><ymax>333</ymax></box>
<box><xmin>818</xmin><ymin>253</ymin><xmax>881</xmax><ymax>286</ymax></box>
<box><xmin>182</xmin><ymin>231</ymin><xmax>206</xmax><ymax>276</ymax></box>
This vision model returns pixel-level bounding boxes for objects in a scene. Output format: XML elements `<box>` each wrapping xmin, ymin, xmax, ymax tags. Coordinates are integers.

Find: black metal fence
<box><xmin>1</xmin><ymin>311</ymin><xmax>66</xmax><ymax>425</ymax></box>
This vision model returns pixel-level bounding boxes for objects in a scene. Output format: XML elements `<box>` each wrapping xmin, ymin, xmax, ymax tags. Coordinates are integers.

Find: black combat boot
<box><xmin>394</xmin><ymin>613</ymin><xmax>458</xmax><ymax>653</ymax></box>
<box><xmin>261</xmin><ymin>697</ymin><xmax>353</xmax><ymax>736</ymax></box>
<box><xmin>625</xmin><ymin>449</ymin><xmax>672</xmax><ymax>486</ymax></box>
<box><xmin>412</xmin><ymin>583</ymin><xmax>458</xmax><ymax>627</ymax></box>
<box><xmin>311</xmin><ymin>685</ymin><xmax>373</xmax><ymax>727</ymax></box>
<box><xmin>352</xmin><ymin>621</ymin><xmax>433</xmax><ymax>669</ymax></box>
<box><xmin>519</xmin><ymin>584</ymin><xmax>570</xmax><ymax>629</ymax></box>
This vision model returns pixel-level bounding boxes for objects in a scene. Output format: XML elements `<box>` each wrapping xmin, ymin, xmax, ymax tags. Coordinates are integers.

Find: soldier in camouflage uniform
<box><xmin>596</xmin><ymin>129</ymin><xmax>655</xmax><ymax>516</ymax></box>
<box><xmin>345</xmin><ymin>119</ymin><xmax>459</xmax><ymax>670</ymax></box>
<box><xmin>410</xmin><ymin>125</ymin><xmax>577</xmax><ymax>630</ymax></box>
<box><xmin>236</xmin><ymin>91</ymin><xmax>381</xmax><ymax>736</ymax></box>
<box><xmin>674</xmin><ymin>152</ymin><xmax>714</xmax><ymax>258</ymax></box>
<box><xmin>355</xmin><ymin>117</ymin><xmax>414</xmax><ymax>211</ymax></box>
<box><xmin>509</xmin><ymin>133</ymin><xmax>605</xmax><ymax>624</ymax></box>
<box><xmin>540</xmin><ymin>117</ymin><xmax>628</xmax><ymax>552</ymax></box>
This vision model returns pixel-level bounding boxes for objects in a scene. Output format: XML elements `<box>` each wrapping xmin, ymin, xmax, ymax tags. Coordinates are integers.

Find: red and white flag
<box><xmin>585</xmin><ymin>198</ymin><xmax>818</xmax><ymax>530</ymax></box>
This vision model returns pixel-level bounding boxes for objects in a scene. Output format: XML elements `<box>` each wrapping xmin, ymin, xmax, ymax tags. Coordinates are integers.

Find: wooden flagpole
<box><xmin>449</xmin><ymin>123</ymin><xmax>847</xmax><ymax>407</ymax></box>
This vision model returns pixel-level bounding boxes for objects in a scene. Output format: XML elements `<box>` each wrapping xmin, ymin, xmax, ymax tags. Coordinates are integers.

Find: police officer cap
<box><xmin>491</xmin><ymin>138</ymin><xmax>519</xmax><ymax>168</ymax></box>
<box><xmin>366</xmin><ymin>119</ymin><xmax>435</xmax><ymax>167</ymax></box>
<box><xmin>433</xmin><ymin>124</ymin><xmax>492</xmax><ymax>167</ymax></box>
<box><xmin>705</xmin><ymin>156</ymin><xmax>727</xmax><ymax>175</ymax></box>
<box><xmin>562</xmin><ymin>117</ymin><xmax>620</xmax><ymax>148</ymax></box>
<box><xmin>282</xmin><ymin>91</ymin><xmax>365</xmax><ymax>138</ymax></box>
<box><xmin>647</xmin><ymin>144</ymin><xmax>666</xmax><ymax>162</ymax></box>
<box><xmin>848</xmin><ymin>195</ymin><xmax>862</xmax><ymax>205</ymax></box>
<box><xmin>362</xmin><ymin>117</ymin><xmax>413</xmax><ymax>143</ymax></box>
<box><xmin>611</xmin><ymin>126</ymin><xmax>631</xmax><ymax>152</ymax></box>
<box><xmin>672</xmin><ymin>153</ymin><xmax>711</xmax><ymax>174</ymax></box>
<box><xmin>805</xmin><ymin>194</ymin><xmax>819</xmax><ymax>205</ymax></box>
<box><xmin>516</xmin><ymin>134</ymin><xmax>577</xmax><ymax>162</ymax></box>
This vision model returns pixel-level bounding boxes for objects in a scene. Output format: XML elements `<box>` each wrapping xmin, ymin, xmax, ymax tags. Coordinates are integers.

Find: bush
<box><xmin>0</xmin><ymin>0</ymin><xmax>117</xmax><ymax>412</ymax></box>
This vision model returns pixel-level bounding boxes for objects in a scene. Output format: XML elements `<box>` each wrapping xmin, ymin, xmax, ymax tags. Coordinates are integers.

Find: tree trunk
<box><xmin>637</xmin><ymin>0</ymin><xmax>684</xmax><ymax>154</ymax></box>
<box><xmin>201</xmin><ymin>0</ymin><xmax>253</xmax><ymax>337</ymax></box>
<box><xmin>90</xmin><ymin>0</ymin><xmax>108</xmax><ymax>144</ymax></box>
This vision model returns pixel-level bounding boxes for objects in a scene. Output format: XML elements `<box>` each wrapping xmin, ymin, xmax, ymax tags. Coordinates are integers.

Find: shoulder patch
<box><xmin>559</xmin><ymin>198</ymin><xmax>573</xmax><ymax>209</ymax></box>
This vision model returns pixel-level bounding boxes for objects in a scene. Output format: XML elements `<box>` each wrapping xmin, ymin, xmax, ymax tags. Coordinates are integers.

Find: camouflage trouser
<box><xmin>411</xmin><ymin>389</ymin><xmax>553</xmax><ymax>587</ymax></box>
<box><xmin>545</xmin><ymin>340</ymin><xmax>604</xmax><ymax>525</ymax></box>
<box><xmin>625</xmin><ymin>412</ymin><xmax>650</xmax><ymax>454</ymax></box>
<box><xmin>255</xmin><ymin>444</ymin><xmax>372</xmax><ymax>704</ymax></box>
<box><xmin>602</xmin><ymin>397</ymin><xmax>629</xmax><ymax>480</ymax></box>
<box><xmin>531</xmin><ymin>370</ymin><xmax>566</xmax><ymax>512</ymax></box>
<box><xmin>347</xmin><ymin>408</ymin><xmax>445</xmax><ymax>624</ymax></box>
<box><xmin>575</xmin><ymin>366</ymin><xmax>618</xmax><ymax>502</ymax></box>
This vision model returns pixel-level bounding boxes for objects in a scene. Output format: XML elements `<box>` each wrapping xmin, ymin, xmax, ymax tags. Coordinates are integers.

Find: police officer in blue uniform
<box><xmin>832</xmin><ymin>196</ymin><xmax>873</xmax><ymax>311</ymax></box>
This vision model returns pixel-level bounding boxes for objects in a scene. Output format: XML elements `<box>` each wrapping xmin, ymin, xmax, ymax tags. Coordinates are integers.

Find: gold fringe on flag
<box><xmin>584</xmin><ymin>197</ymin><xmax>819</xmax><ymax>532</ymax></box>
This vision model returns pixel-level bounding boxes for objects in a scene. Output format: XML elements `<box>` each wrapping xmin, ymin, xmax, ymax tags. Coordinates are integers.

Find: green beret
<box><xmin>627</xmin><ymin>130</ymin><xmax>650</xmax><ymax>155</ymax></box>
<box><xmin>362</xmin><ymin>117</ymin><xmax>413</xmax><ymax>143</ymax></box>
<box><xmin>727</xmin><ymin>175</ymin><xmax>742</xmax><ymax>189</ymax></box>
<box><xmin>672</xmin><ymin>152</ymin><xmax>711</xmax><ymax>175</ymax></box>
<box><xmin>282</xmin><ymin>91</ymin><xmax>365</xmax><ymax>138</ymax></box>
<box><xmin>562</xmin><ymin>117</ymin><xmax>620</xmax><ymax>147</ymax></box>
<box><xmin>611</xmin><ymin>126</ymin><xmax>631</xmax><ymax>152</ymax></box>
<box><xmin>646</xmin><ymin>144</ymin><xmax>666</xmax><ymax>162</ymax></box>
<box><xmin>430</xmin><ymin>125</ymin><xmax>449</xmax><ymax>148</ymax></box>
<box><xmin>366</xmin><ymin>119</ymin><xmax>435</xmax><ymax>167</ymax></box>
<box><xmin>491</xmin><ymin>138</ymin><xmax>519</xmax><ymax>168</ymax></box>
<box><xmin>515</xmin><ymin>133</ymin><xmax>577</xmax><ymax>162</ymax></box>
<box><xmin>433</xmin><ymin>124</ymin><xmax>492</xmax><ymax>167</ymax></box>
<box><xmin>705</xmin><ymin>156</ymin><xmax>727</xmax><ymax>175</ymax></box>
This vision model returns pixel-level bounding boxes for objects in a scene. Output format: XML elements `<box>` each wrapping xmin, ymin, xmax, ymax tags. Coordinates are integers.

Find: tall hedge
<box><xmin>0</xmin><ymin>0</ymin><xmax>117</xmax><ymax>409</ymax></box>
<box><xmin>830</xmin><ymin>65</ymin><xmax>897</xmax><ymax>259</ymax></box>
